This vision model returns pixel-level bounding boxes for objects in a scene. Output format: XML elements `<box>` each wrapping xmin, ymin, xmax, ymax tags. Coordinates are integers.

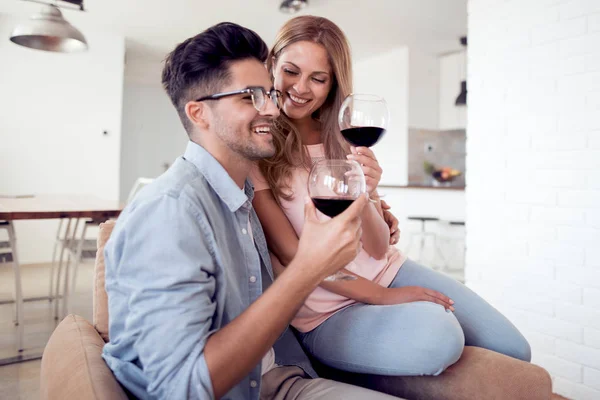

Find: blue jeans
<box><xmin>299</xmin><ymin>259</ymin><xmax>531</xmax><ymax>376</ymax></box>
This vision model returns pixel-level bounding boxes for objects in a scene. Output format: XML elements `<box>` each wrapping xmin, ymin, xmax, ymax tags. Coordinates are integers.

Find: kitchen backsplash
<box><xmin>408</xmin><ymin>128</ymin><xmax>466</xmax><ymax>186</ymax></box>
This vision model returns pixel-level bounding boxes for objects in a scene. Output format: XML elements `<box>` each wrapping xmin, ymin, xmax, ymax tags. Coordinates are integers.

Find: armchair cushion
<box><xmin>40</xmin><ymin>314</ymin><xmax>127</xmax><ymax>400</ymax></box>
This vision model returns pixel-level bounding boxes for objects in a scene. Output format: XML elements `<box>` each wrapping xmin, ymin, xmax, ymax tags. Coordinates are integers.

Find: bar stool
<box><xmin>441</xmin><ymin>220</ymin><xmax>466</xmax><ymax>270</ymax></box>
<box><xmin>405</xmin><ymin>216</ymin><xmax>447</xmax><ymax>269</ymax></box>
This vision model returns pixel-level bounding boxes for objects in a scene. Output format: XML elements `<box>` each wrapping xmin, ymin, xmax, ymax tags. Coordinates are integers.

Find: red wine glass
<box><xmin>339</xmin><ymin>94</ymin><xmax>389</xmax><ymax>148</ymax></box>
<box><xmin>308</xmin><ymin>159</ymin><xmax>366</xmax><ymax>281</ymax></box>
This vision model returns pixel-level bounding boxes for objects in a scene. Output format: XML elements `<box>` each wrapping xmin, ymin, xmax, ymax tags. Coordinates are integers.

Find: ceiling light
<box><xmin>10</xmin><ymin>1</ymin><xmax>88</xmax><ymax>53</ymax></box>
<box><xmin>280</xmin><ymin>0</ymin><xmax>308</xmax><ymax>14</ymax></box>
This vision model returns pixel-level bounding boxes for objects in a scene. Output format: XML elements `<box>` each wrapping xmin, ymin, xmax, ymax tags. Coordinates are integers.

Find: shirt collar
<box><xmin>183</xmin><ymin>141</ymin><xmax>254</xmax><ymax>212</ymax></box>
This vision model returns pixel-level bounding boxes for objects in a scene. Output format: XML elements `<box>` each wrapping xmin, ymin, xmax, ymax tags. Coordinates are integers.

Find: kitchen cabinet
<box><xmin>439</xmin><ymin>51</ymin><xmax>467</xmax><ymax>130</ymax></box>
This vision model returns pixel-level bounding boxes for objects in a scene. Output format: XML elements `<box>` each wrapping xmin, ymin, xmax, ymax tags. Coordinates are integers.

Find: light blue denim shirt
<box><xmin>102</xmin><ymin>141</ymin><xmax>315</xmax><ymax>400</ymax></box>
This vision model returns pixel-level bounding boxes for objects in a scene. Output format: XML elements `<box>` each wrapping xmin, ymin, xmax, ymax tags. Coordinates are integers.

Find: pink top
<box><xmin>250</xmin><ymin>144</ymin><xmax>406</xmax><ymax>332</ymax></box>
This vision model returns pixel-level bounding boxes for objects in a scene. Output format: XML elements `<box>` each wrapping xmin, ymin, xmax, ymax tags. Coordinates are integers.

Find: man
<box><xmin>102</xmin><ymin>22</ymin><xmax>400</xmax><ymax>400</ymax></box>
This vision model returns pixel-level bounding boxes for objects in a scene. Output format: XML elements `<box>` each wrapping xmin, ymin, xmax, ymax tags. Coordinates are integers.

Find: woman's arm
<box><xmin>358</xmin><ymin>191</ymin><xmax>390</xmax><ymax>259</ymax></box>
<box><xmin>347</xmin><ymin>147</ymin><xmax>390</xmax><ymax>259</ymax></box>
<box><xmin>252</xmin><ymin>189</ymin><xmax>387</xmax><ymax>303</ymax></box>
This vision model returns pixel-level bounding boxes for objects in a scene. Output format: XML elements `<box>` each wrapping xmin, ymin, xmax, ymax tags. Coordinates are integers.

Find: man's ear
<box><xmin>185</xmin><ymin>101</ymin><xmax>210</xmax><ymax>131</ymax></box>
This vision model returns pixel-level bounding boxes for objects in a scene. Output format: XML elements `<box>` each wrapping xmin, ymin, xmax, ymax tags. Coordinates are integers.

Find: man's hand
<box><xmin>381</xmin><ymin>200</ymin><xmax>400</xmax><ymax>245</ymax></box>
<box><xmin>295</xmin><ymin>194</ymin><xmax>368</xmax><ymax>281</ymax></box>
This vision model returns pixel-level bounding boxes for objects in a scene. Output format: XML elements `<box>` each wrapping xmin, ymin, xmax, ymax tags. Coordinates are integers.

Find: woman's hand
<box><xmin>373</xmin><ymin>286</ymin><xmax>455</xmax><ymax>311</ymax></box>
<box><xmin>347</xmin><ymin>146</ymin><xmax>382</xmax><ymax>196</ymax></box>
<box><xmin>381</xmin><ymin>200</ymin><xmax>400</xmax><ymax>245</ymax></box>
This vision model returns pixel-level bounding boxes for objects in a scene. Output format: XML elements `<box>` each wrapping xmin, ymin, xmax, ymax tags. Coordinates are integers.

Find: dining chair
<box><xmin>51</xmin><ymin>177</ymin><xmax>154</xmax><ymax>319</ymax></box>
<box><xmin>1</xmin><ymin>220</ymin><xmax>24</xmax><ymax>351</ymax></box>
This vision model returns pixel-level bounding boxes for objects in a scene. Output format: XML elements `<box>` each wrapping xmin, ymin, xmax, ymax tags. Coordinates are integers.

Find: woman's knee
<box><xmin>426</xmin><ymin>314</ymin><xmax>465</xmax><ymax>374</ymax></box>
<box><xmin>508</xmin><ymin>335</ymin><xmax>532</xmax><ymax>362</ymax></box>
<box><xmin>407</xmin><ymin>306</ymin><xmax>465</xmax><ymax>376</ymax></box>
<box><xmin>303</xmin><ymin>303</ymin><xmax>465</xmax><ymax>376</ymax></box>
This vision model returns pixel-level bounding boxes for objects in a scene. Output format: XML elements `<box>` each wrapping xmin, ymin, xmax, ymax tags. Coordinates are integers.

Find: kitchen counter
<box><xmin>379</xmin><ymin>184</ymin><xmax>465</xmax><ymax>191</ymax></box>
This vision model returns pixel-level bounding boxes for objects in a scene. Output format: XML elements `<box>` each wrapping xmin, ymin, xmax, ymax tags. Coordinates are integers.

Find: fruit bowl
<box><xmin>424</xmin><ymin>162</ymin><xmax>461</xmax><ymax>185</ymax></box>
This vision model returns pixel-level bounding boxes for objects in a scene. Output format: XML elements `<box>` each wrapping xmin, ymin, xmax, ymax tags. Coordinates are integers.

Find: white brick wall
<box><xmin>584</xmin><ymin>328</ymin><xmax>600</xmax><ymax>349</ymax></box>
<box><xmin>467</xmin><ymin>1</ymin><xmax>600</xmax><ymax>398</ymax></box>
<box><xmin>584</xmin><ymin>288</ymin><xmax>600</xmax><ymax>307</ymax></box>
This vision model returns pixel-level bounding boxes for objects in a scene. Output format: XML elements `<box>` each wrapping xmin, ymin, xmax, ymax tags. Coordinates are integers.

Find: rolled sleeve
<box><xmin>111</xmin><ymin>194</ymin><xmax>217</xmax><ymax>399</ymax></box>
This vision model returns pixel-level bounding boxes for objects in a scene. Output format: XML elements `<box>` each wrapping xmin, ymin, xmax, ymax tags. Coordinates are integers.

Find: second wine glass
<box><xmin>308</xmin><ymin>159</ymin><xmax>366</xmax><ymax>281</ymax></box>
<box><xmin>338</xmin><ymin>93</ymin><xmax>389</xmax><ymax>148</ymax></box>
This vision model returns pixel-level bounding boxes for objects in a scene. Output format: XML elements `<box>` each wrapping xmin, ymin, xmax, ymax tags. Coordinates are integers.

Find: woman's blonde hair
<box><xmin>259</xmin><ymin>15</ymin><xmax>353</xmax><ymax>202</ymax></box>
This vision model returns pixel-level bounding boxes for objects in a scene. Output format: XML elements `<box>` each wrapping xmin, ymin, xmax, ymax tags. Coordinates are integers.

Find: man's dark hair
<box><xmin>162</xmin><ymin>22</ymin><xmax>269</xmax><ymax>135</ymax></box>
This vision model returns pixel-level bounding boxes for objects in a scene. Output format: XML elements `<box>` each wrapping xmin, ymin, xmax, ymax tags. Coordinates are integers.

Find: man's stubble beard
<box><xmin>214</xmin><ymin>117</ymin><xmax>275</xmax><ymax>162</ymax></box>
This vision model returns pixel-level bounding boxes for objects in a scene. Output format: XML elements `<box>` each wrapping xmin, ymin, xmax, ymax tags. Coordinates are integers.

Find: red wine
<box><xmin>311</xmin><ymin>196</ymin><xmax>355</xmax><ymax>217</ymax></box>
<box><xmin>341</xmin><ymin>127</ymin><xmax>386</xmax><ymax>147</ymax></box>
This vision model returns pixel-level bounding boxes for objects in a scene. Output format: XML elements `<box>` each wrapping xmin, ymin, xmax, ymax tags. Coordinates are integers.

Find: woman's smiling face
<box><xmin>272</xmin><ymin>40</ymin><xmax>334</xmax><ymax>121</ymax></box>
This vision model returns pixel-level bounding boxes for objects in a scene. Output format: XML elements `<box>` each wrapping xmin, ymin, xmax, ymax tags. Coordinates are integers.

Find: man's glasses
<box><xmin>196</xmin><ymin>86</ymin><xmax>283</xmax><ymax>112</ymax></box>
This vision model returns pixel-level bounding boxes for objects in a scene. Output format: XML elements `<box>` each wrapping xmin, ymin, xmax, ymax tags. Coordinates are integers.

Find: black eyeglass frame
<box><xmin>195</xmin><ymin>86</ymin><xmax>282</xmax><ymax>111</ymax></box>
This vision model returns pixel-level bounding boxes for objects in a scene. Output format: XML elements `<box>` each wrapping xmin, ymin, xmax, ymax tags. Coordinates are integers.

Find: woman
<box><xmin>250</xmin><ymin>15</ymin><xmax>531</xmax><ymax>377</ymax></box>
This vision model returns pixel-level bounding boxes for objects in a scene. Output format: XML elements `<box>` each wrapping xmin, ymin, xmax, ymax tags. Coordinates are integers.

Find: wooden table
<box><xmin>0</xmin><ymin>195</ymin><xmax>122</xmax><ymax>355</ymax></box>
<box><xmin>0</xmin><ymin>194</ymin><xmax>122</xmax><ymax>221</ymax></box>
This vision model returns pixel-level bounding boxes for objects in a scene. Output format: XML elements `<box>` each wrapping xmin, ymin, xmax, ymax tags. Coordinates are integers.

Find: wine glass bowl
<box><xmin>338</xmin><ymin>94</ymin><xmax>389</xmax><ymax>148</ymax></box>
<box><xmin>308</xmin><ymin>160</ymin><xmax>366</xmax><ymax>217</ymax></box>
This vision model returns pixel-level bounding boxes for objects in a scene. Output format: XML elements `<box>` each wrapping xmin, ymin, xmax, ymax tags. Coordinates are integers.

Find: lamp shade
<box><xmin>280</xmin><ymin>0</ymin><xmax>308</xmax><ymax>14</ymax></box>
<box><xmin>10</xmin><ymin>4</ymin><xmax>87</xmax><ymax>53</ymax></box>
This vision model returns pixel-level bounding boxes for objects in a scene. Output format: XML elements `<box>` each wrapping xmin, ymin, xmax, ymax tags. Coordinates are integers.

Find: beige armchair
<box><xmin>40</xmin><ymin>220</ymin><xmax>553</xmax><ymax>400</ymax></box>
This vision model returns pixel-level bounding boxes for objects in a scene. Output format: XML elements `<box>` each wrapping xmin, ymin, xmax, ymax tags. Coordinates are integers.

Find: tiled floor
<box><xmin>0</xmin><ymin>261</ymin><xmax>94</xmax><ymax>399</ymax></box>
<box><xmin>0</xmin><ymin>360</ymin><xmax>41</xmax><ymax>400</ymax></box>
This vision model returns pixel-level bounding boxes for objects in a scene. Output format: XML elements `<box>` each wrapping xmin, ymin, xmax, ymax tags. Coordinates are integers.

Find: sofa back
<box><xmin>40</xmin><ymin>314</ymin><xmax>128</xmax><ymax>400</ymax></box>
<box><xmin>93</xmin><ymin>220</ymin><xmax>115</xmax><ymax>342</ymax></box>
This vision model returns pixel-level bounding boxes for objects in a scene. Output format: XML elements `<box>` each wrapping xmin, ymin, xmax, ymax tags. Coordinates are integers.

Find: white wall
<box><xmin>0</xmin><ymin>14</ymin><xmax>125</xmax><ymax>263</ymax></box>
<box><xmin>354</xmin><ymin>47</ymin><xmax>409</xmax><ymax>186</ymax></box>
<box><xmin>439</xmin><ymin>50</ymin><xmax>467</xmax><ymax>130</ymax></box>
<box><xmin>119</xmin><ymin>83</ymin><xmax>187</xmax><ymax>203</ymax></box>
<box><xmin>125</xmin><ymin>57</ymin><xmax>164</xmax><ymax>86</ymax></box>
<box><xmin>409</xmin><ymin>49</ymin><xmax>440</xmax><ymax>130</ymax></box>
<box><xmin>467</xmin><ymin>1</ymin><xmax>600</xmax><ymax>398</ymax></box>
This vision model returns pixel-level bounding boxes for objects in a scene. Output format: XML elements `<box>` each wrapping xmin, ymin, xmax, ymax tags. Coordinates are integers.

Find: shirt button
<box><xmin>249</xmin><ymin>276</ymin><xmax>257</xmax><ymax>283</ymax></box>
<box><xmin>250</xmin><ymin>380</ymin><xmax>258</xmax><ymax>388</ymax></box>
<box><xmin>242</xmin><ymin>228</ymin><xmax>248</xmax><ymax>235</ymax></box>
